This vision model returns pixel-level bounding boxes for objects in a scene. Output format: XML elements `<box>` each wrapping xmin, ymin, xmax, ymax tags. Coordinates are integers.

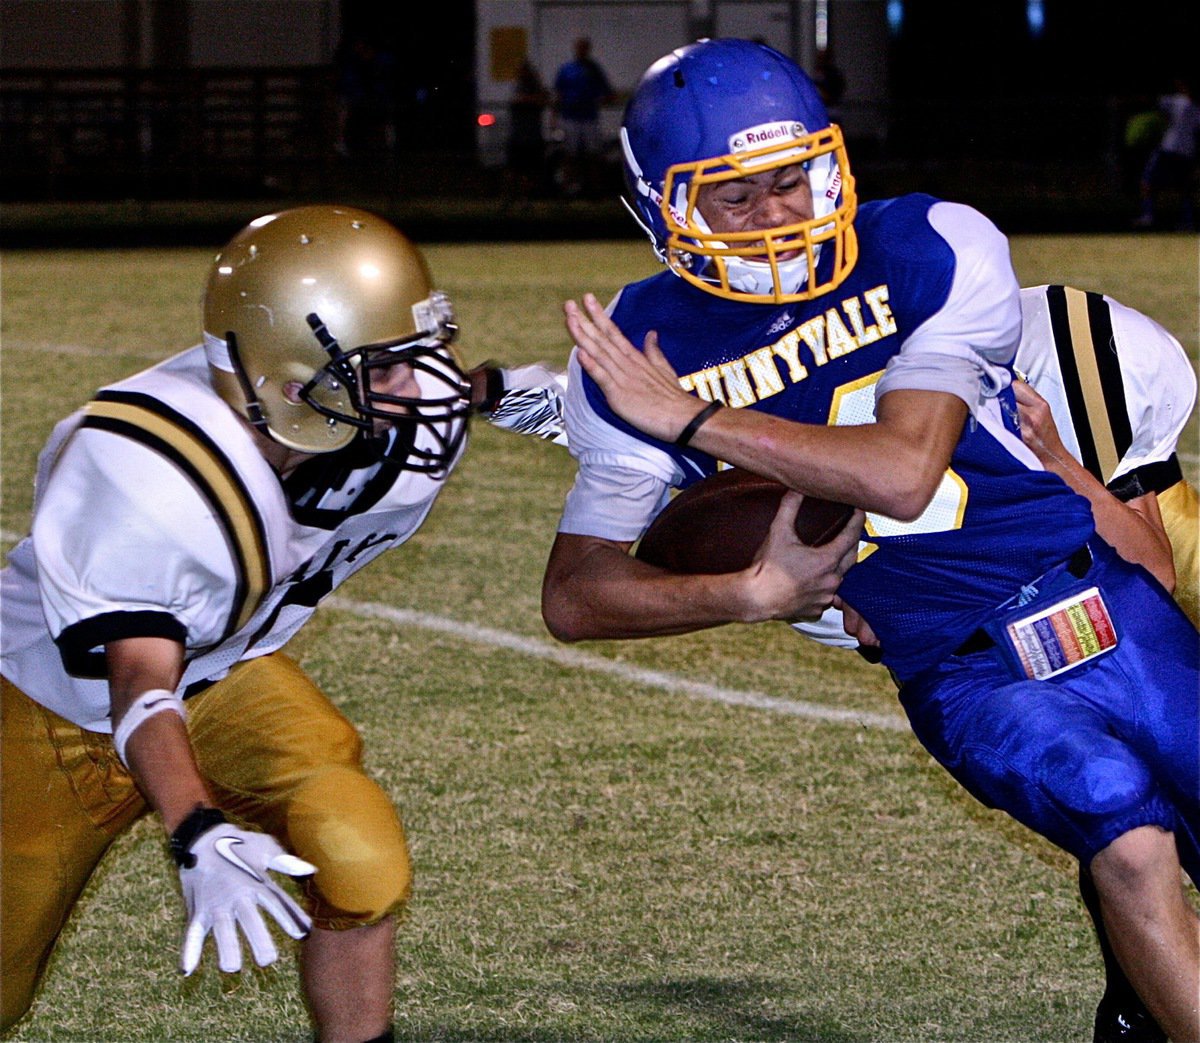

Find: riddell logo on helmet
<box><xmin>729</xmin><ymin>122</ymin><xmax>806</xmax><ymax>153</ymax></box>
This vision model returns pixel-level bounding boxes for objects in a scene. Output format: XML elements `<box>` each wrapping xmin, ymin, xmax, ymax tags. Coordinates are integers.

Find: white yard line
<box><xmin>0</xmin><ymin>528</ymin><xmax>906</xmax><ymax>733</ymax></box>
<box><xmin>331</xmin><ymin>596</ymin><xmax>907</xmax><ymax>732</ymax></box>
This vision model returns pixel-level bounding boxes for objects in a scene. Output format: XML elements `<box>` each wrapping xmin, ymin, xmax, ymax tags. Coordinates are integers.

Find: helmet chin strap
<box><xmin>620</xmin><ymin>195</ymin><xmax>668</xmax><ymax>265</ymax></box>
<box><xmin>222</xmin><ymin>331</ymin><xmax>271</xmax><ymax>435</ymax></box>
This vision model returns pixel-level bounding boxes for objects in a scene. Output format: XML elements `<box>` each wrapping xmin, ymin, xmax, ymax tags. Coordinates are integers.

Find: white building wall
<box><xmin>474</xmin><ymin>0</ymin><xmax>888</xmax><ymax>165</ymax></box>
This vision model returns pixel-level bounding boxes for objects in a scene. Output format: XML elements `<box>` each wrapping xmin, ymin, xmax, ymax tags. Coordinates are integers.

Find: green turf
<box><xmin>1</xmin><ymin>234</ymin><xmax>1196</xmax><ymax>1042</ymax></box>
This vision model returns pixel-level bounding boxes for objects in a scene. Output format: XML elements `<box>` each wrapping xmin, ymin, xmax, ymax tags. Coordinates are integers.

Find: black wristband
<box><xmin>169</xmin><ymin>805</ymin><xmax>228</xmax><ymax>868</ymax></box>
<box><xmin>674</xmin><ymin>400</ymin><xmax>723</xmax><ymax>447</ymax></box>
<box><xmin>467</xmin><ymin>363</ymin><xmax>505</xmax><ymax>414</ymax></box>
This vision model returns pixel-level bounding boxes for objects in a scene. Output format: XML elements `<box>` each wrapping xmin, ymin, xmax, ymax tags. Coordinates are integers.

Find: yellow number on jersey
<box><xmin>828</xmin><ymin>371</ymin><xmax>969</xmax><ymax>554</ymax></box>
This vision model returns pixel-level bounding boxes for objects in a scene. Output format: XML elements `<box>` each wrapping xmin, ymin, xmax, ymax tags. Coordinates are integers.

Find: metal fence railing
<box><xmin>1</xmin><ymin>68</ymin><xmax>1151</xmax><ymax>232</ymax></box>
<box><xmin>1</xmin><ymin>67</ymin><xmax>339</xmax><ymax>200</ymax></box>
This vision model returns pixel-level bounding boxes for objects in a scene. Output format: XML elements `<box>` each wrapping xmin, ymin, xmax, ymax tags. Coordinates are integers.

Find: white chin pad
<box><xmin>726</xmin><ymin>253</ymin><xmax>814</xmax><ymax>296</ymax></box>
<box><xmin>691</xmin><ymin>208</ymin><xmax>816</xmax><ymax>297</ymax></box>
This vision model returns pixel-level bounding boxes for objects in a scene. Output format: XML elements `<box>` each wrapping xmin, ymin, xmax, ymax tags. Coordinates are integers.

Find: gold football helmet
<box><xmin>203</xmin><ymin>205</ymin><xmax>469</xmax><ymax>472</ymax></box>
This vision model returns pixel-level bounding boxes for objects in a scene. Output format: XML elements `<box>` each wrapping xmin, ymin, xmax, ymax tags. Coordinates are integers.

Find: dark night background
<box><xmin>339</xmin><ymin>0</ymin><xmax>478</xmax><ymax>153</ymax></box>
<box><xmin>888</xmin><ymin>1</ymin><xmax>1194</xmax><ymax>100</ymax></box>
<box><xmin>358</xmin><ymin>0</ymin><xmax>1197</xmax><ymax>138</ymax></box>
<box><xmin>2</xmin><ymin>0</ymin><xmax>1197</xmax><ymax>242</ymax></box>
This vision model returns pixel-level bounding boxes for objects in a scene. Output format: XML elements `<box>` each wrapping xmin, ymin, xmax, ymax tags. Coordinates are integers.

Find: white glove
<box><xmin>173</xmin><ymin>811</ymin><xmax>316</xmax><ymax>976</ymax></box>
<box><xmin>486</xmin><ymin>363</ymin><xmax>569</xmax><ymax>446</ymax></box>
<box><xmin>499</xmin><ymin>362</ymin><xmax>568</xmax><ymax>394</ymax></box>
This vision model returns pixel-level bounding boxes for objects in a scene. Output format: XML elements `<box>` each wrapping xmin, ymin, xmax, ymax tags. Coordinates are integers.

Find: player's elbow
<box><xmin>541</xmin><ymin>533</ymin><xmax>631</xmax><ymax>643</ymax></box>
<box><xmin>872</xmin><ymin>389</ymin><xmax>965</xmax><ymax>521</ymax></box>
<box><xmin>879</xmin><ymin>435</ymin><xmax>957</xmax><ymax>520</ymax></box>
<box><xmin>875</xmin><ymin>471</ymin><xmax>942</xmax><ymax>523</ymax></box>
<box><xmin>541</xmin><ymin>587</ymin><xmax>590</xmax><ymax>643</ymax></box>
<box><xmin>884</xmin><ymin>492</ymin><xmax>932</xmax><ymax>524</ymax></box>
<box><xmin>540</xmin><ymin>561</ymin><xmax>593</xmax><ymax>643</ymax></box>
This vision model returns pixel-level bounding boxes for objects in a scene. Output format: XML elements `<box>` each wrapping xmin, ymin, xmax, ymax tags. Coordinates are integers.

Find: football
<box><xmin>635</xmin><ymin>468</ymin><xmax>855</xmax><ymax>574</ymax></box>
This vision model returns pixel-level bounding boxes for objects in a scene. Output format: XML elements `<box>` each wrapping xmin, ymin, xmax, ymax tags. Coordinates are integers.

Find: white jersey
<box><xmin>1015</xmin><ymin>284</ymin><xmax>1195</xmax><ymax>497</ymax></box>
<box><xmin>1</xmin><ymin>346</ymin><xmax>465</xmax><ymax>731</ymax></box>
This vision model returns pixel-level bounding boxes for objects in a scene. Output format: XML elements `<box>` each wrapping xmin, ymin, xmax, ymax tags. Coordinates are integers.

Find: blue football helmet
<box><xmin>620</xmin><ymin>38</ymin><xmax>858</xmax><ymax>304</ymax></box>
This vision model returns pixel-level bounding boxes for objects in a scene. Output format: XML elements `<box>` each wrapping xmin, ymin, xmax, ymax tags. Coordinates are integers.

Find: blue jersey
<box><xmin>569</xmin><ymin>195</ymin><xmax>1096</xmax><ymax>679</ymax></box>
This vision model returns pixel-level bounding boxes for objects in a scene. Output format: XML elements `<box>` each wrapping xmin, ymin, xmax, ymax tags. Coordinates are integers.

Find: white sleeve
<box><xmin>877</xmin><ymin>202</ymin><xmax>1021</xmax><ymax>412</ymax></box>
<box><xmin>1106</xmin><ymin>298</ymin><xmax>1196</xmax><ymax>480</ymax></box>
<box><xmin>1015</xmin><ymin>285</ymin><xmax>1085</xmax><ymax>464</ymax></box>
<box><xmin>1016</xmin><ymin>286</ymin><xmax>1197</xmax><ymax>485</ymax></box>
<box><xmin>33</xmin><ymin>427</ymin><xmax>237</xmax><ymax>654</ymax></box>
<box><xmin>557</xmin><ymin>351</ymin><xmax>679</xmax><ymax>540</ymax></box>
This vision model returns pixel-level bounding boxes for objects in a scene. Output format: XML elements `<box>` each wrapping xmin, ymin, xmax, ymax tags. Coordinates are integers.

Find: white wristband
<box><xmin>113</xmin><ymin>688</ymin><xmax>187</xmax><ymax>767</ymax></box>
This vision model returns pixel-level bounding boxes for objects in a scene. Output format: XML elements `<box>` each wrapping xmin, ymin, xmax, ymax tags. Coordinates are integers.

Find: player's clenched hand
<box><xmin>173</xmin><ymin>811</ymin><xmax>315</xmax><ymax>976</ymax></box>
<box><xmin>565</xmin><ymin>293</ymin><xmax>703</xmax><ymax>443</ymax></box>
<box><xmin>1013</xmin><ymin>379</ymin><xmax>1070</xmax><ymax>467</ymax></box>
<box><xmin>741</xmin><ymin>494</ymin><xmax>864</xmax><ymax>622</ymax></box>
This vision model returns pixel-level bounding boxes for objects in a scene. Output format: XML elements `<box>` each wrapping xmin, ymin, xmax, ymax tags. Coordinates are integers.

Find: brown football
<box><xmin>634</xmin><ymin>469</ymin><xmax>855</xmax><ymax>574</ymax></box>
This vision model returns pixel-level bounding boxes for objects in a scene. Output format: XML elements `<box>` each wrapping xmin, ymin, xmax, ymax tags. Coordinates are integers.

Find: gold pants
<box><xmin>1161</xmin><ymin>478</ymin><xmax>1199</xmax><ymax>628</ymax></box>
<box><xmin>1</xmin><ymin>652</ymin><xmax>410</xmax><ymax>1031</ymax></box>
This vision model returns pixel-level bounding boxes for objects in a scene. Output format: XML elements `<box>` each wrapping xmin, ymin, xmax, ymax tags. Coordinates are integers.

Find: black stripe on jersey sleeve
<box><xmin>83</xmin><ymin>390</ymin><xmax>270</xmax><ymax>640</ymax></box>
<box><xmin>81</xmin><ymin>411</ymin><xmax>251</xmax><ymax>638</ymax></box>
<box><xmin>56</xmin><ymin>610</ymin><xmax>187</xmax><ymax>679</ymax></box>
<box><xmin>1045</xmin><ymin>285</ymin><xmax>1103</xmax><ymax>481</ymax></box>
<box><xmin>1084</xmin><ymin>289</ymin><xmax>1134</xmax><ymax>461</ymax></box>
<box><xmin>1107</xmin><ymin>454</ymin><xmax>1185</xmax><ymax>501</ymax></box>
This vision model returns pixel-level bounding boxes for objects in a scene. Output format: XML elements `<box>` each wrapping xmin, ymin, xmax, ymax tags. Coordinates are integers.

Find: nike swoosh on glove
<box><xmin>178</xmin><ymin>822</ymin><xmax>316</xmax><ymax>975</ymax></box>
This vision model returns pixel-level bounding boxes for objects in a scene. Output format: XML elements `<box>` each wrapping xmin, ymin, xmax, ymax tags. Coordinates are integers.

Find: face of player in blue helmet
<box><xmin>620</xmin><ymin>38</ymin><xmax>858</xmax><ymax>305</ymax></box>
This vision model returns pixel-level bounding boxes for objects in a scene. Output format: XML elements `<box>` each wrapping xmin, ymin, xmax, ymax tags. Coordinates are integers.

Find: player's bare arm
<box><xmin>1014</xmin><ymin>380</ymin><xmax>1175</xmax><ymax>591</ymax></box>
<box><xmin>107</xmin><ymin>636</ymin><xmax>210</xmax><ymax>831</ymax></box>
<box><xmin>542</xmin><ymin>493</ymin><xmax>863</xmax><ymax>643</ymax></box>
<box><xmin>106</xmin><ymin>635</ymin><xmax>315</xmax><ymax>976</ymax></box>
<box><xmin>566</xmin><ymin>292</ymin><xmax>965</xmax><ymax>521</ymax></box>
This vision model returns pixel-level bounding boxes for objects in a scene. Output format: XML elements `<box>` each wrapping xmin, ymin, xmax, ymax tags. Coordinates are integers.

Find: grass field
<box><xmin>1</xmin><ymin>233</ymin><xmax>1197</xmax><ymax>1042</ymax></box>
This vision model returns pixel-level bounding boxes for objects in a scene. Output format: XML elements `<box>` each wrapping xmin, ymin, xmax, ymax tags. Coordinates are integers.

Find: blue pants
<box><xmin>899</xmin><ymin>540</ymin><xmax>1199</xmax><ymax>877</ymax></box>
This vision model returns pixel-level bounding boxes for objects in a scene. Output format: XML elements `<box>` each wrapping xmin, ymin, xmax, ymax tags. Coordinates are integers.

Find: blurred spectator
<box><xmin>505</xmin><ymin>59</ymin><xmax>552</xmax><ymax>201</ymax></box>
<box><xmin>1134</xmin><ymin>76</ymin><xmax>1199</xmax><ymax>230</ymax></box>
<box><xmin>1121</xmin><ymin>99</ymin><xmax>1166</xmax><ymax>197</ymax></box>
<box><xmin>553</xmin><ymin>37</ymin><xmax>615</xmax><ymax>198</ymax></box>
<box><xmin>334</xmin><ymin>34</ymin><xmax>398</xmax><ymax>158</ymax></box>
